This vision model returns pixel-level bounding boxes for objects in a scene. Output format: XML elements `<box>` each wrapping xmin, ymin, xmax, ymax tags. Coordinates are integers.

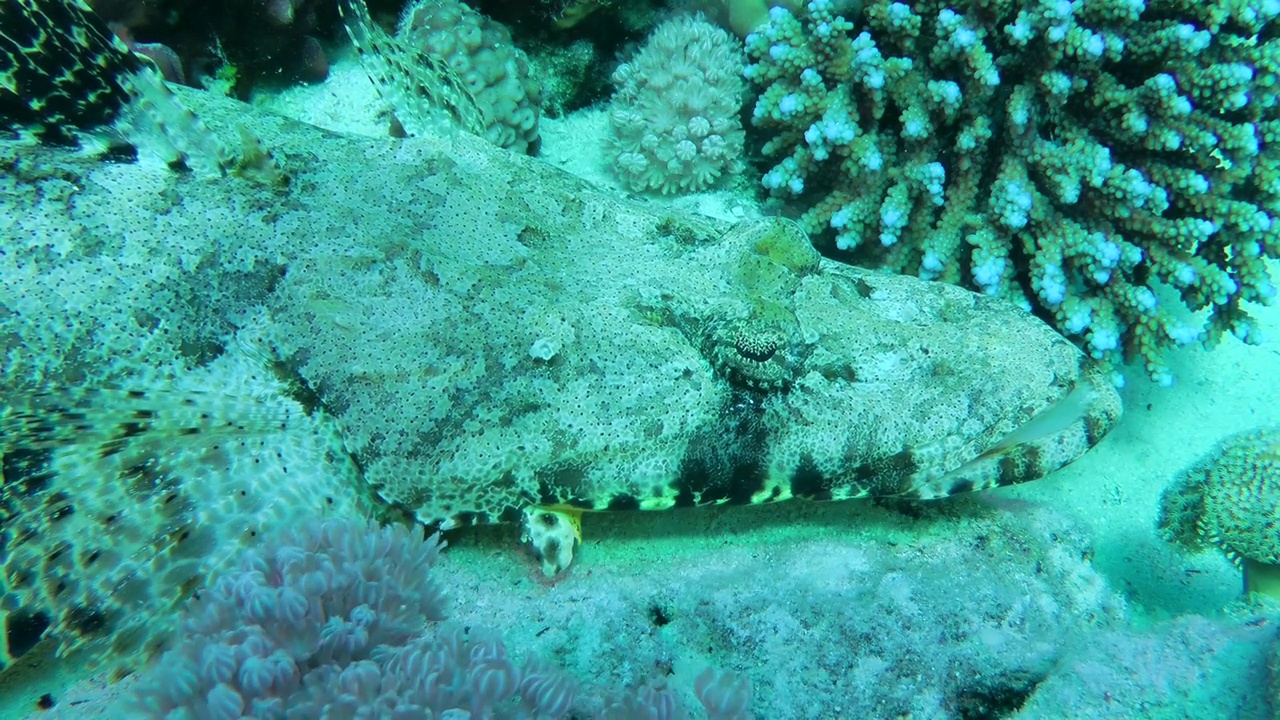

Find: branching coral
<box><xmin>745</xmin><ymin>0</ymin><xmax>1280</xmax><ymax>383</ymax></box>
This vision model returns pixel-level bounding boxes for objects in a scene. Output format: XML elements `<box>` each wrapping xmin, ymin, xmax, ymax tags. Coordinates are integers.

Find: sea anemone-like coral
<box><xmin>607</xmin><ymin>15</ymin><xmax>747</xmax><ymax>194</ymax></box>
<box><xmin>123</xmin><ymin>518</ymin><xmax>577</xmax><ymax>717</ymax></box>
<box><xmin>399</xmin><ymin>0</ymin><xmax>543</xmax><ymax>153</ymax></box>
<box><xmin>121</xmin><ymin>515</ymin><xmax>754</xmax><ymax>716</ymax></box>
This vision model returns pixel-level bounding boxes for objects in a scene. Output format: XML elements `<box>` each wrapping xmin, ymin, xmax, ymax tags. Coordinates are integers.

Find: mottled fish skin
<box><xmin>0</xmin><ymin>91</ymin><xmax>1125</xmax><ymax>536</ymax></box>
<box><xmin>487</xmin><ymin>218</ymin><xmax>1124</xmax><ymax>518</ymax></box>
<box><xmin>235</xmin><ymin>106</ymin><xmax>1121</xmax><ymax>533</ymax></box>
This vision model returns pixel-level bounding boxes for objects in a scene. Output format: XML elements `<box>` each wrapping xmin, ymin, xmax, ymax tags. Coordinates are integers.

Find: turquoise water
<box><xmin>2</xmin><ymin>0</ymin><xmax>1280</xmax><ymax>718</ymax></box>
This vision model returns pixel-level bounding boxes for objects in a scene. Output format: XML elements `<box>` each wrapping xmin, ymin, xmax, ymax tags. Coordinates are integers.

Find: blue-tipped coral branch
<box><xmin>745</xmin><ymin>0</ymin><xmax>1280</xmax><ymax>384</ymax></box>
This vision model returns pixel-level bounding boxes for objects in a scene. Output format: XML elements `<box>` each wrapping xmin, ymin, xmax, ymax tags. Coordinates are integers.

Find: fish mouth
<box><xmin>919</xmin><ymin>365</ymin><xmax>1123</xmax><ymax>499</ymax></box>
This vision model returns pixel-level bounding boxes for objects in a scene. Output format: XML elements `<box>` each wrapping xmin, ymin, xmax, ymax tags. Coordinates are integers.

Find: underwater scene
<box><xmin>1</xmin><ymin>0</ymin><xmax>1279</xmax><ymax>717</ymax></box>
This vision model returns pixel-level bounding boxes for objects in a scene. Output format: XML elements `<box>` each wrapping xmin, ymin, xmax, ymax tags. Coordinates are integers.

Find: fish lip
<box><xmin>924</xmin><ymin>364</ymin><xmax>1122</xmax><ymax>498</ymax></box>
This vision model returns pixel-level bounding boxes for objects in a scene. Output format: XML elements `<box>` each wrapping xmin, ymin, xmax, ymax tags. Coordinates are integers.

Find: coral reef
<box><xmin>744</xmin><ymin>0</ymin><xmax>1280</xmax><ymax>383</ymax></box>
<box><xmin>1158</xmin><ymin>426</ymin><xmax>1280</xmax><ymax>598</ymax></box>
<box><xmin>607</xmin><ymin>15</ymin><xmax>747</xmax><ymax>194</ymax></box>
<box><xmin>525</xmin><ymin>38</ymin><xmax>601</xmax><ymax>118</ymax></box>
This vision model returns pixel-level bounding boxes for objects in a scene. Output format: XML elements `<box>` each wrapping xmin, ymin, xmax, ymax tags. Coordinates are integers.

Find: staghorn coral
<box><xmin>745</xmin><ymin>0</ymin><xmax>1280</xmax><ymax>384</ymax></box>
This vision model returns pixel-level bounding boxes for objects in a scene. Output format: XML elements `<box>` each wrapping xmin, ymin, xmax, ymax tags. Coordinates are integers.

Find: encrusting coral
<box><xmin>744</xmin><ymin>0</ymin><xmax>1280</xmax><ymax>384</ymax></box>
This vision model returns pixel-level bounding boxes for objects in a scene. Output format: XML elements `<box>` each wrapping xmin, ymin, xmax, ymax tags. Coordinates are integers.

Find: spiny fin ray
<box><xmin>0</xmin><ymin>385</ymin><xmax>362</xmax><ymax>675</ymax></box>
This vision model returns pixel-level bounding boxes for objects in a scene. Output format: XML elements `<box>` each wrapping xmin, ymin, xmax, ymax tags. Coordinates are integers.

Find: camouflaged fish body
<box><xmin>243</xmin><ymin>112</ymin><xmax>1120</xmax><ymax>534</ymax></box>
<box><xmin>1</xmin><ymin>74</ymin><xmax>1121</xmax><ymax>670</ymax></box>
<box><xmin>331</xmin><ymin>212</ymin><xmax>1121</xmax><ymax>528</ymax></box>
